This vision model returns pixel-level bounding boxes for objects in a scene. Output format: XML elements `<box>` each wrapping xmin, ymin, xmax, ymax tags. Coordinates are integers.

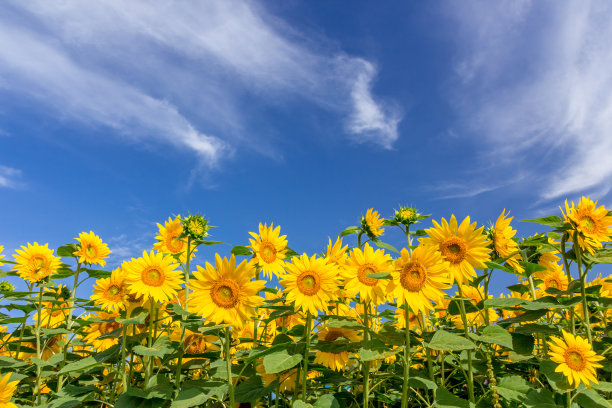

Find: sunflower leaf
<box><xmin>133</xmin><ymin>335</ymin><xmax>174</xmax><ymax>358</ymax></box>
<box><xmin>263</xmin><ymin>350</ymin><xmax>302</xmax><ymax>374</ymax></box>
<box><xmin>230</xmin><ymin>246</ymin><xmax>253</xmax><ymax>256</ymax></box>
<box><xmin>427</xmin><ymin>330</ymin><xmax>475</xmax><ymax>351</ymax></box>
<box><xmin>340</xmin><ymin>226</ymin><xmax>360</xmax><ymax>237</ymax></box>
<box><xmin>479</xmin><ymin>325</ymin><xmax>513</xmax><ymax>349</ymax></box>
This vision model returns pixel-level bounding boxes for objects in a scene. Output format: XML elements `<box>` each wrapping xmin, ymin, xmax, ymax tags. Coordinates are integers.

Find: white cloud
<box><xmin>0</xmin><ymin>0</ymin><xmax>401</xmax><ymax>162</ymax></box>
<box><xmin>445</xmin><ymin>0</ymin><xmax>612</xmax><ymax>200</ymax></box>
<box><xmin>0</xmin><ymin>165</ymin><xmax>22</xmax><ymax>188</ymax></box>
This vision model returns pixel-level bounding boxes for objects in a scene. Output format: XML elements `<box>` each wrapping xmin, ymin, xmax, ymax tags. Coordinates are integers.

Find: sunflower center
<box><xmin>400</xmin><ymin>262</ymin><xmax>426</xmax><ymax>292</ymax></box>
<box><xmin>324</xmin><ymin>330</ymin><xmax>343</xmax><ymax>342</ymax></box>
<box><xmin>31</xmin><ymin>255</ymin><xmax>46</xmax><ymax>269</ymax></box>
<box><xmin>211</xmin><ymin>279</ymin><xmax>240</xmax><ymax>309</ymax></box>
<box><xmin>107</xmin><ymin>285</ymin><xmax>121</xmax><ymax>298</ymax></box>
<box><xmin>185</xmin><ymin>334</ymin><xmax>203</xmax><ymax>354</ymax></box>
<box><xmin>85</xmin><ymin>245</ymin><xmax>97</xmax><ymax>258</ymax></box>
<box><xmin>440</xmin><ymin>238</ymin><xmax>467</xmax><ymax>264</ymax></box>
<box><xmin>141</xmin><ymin>267</ymin><xmax>165</xmax><ymax>287</ymax></box>
<box><xmin>580</xmin><ymin>216</ymin><xmax>596</xmax><ymax>233</ymax></box>
<box><xmin>545</xmin><ymin>277</ymin><xmax>562</xmax><ymax>289</ymax></box>
<box><xmin>165</xmin><ymin>234</ymin><xmax>184</xmax><ymax>253</ymax></box>
<box><xmin>564</xmin><ymin>349</ymin><xmax>586</xmax><ymax>371</ymax></box>
<box><xmin>357</xmin><ymin>264</ymin><xmax>379</xmax><ymax>287</ymax></box>
<box><xmin>101</xmin><ymin>321</ymin><xmax>121</xmax><ymax>334</ymax></box>
<box><xmin>297</xmin><ymin>271</ymin><xmax>321</xmax><ymax>295</ymax></box>
<box><xmin>260</xmin><ymin>242</ymin><xmax>277</xmax><ymax>264</ymax></box>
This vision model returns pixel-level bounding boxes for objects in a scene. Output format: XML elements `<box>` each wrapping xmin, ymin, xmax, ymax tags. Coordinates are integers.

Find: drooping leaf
<box><xmin>263</xmin><ymin>350</ymin><xmax>302</xmax><ymax>374</ymax></box>
<box><xmin>427</xmin><ymin>330</ymin><xmax>475</xmax><ymax>351</ymax></box>
<box><xmin>313</xmin><ymin>394</ymin><xmax>341</xmax><ymax>408</ymax></box>
<box><xmin>497</xmin><ymin>375</ymin><xmax>531</xmax><ymax>403</ymax></box>
<box><xmin>133</xmin><ymin>336</ymin><xmax>174</xmax><ymax>358</ymax></box>
<box><xmin>479</xmin><ymin>325</ymin><xmax>513</xmax><ymax>349</ymax></box>
<box><xmin>359</xmin><ymin>339</ymin><xmax>397</xmax><ymax>361</ymax></box>
<box><xmin>435</xmin><ymin>388</ymin><xmax>471</xmax><ymax>408</ymax></box>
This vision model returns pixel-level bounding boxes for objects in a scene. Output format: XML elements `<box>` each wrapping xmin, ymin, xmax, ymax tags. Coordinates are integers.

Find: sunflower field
<box><xmin>0</xmin><ymin>197</ymin><xmax>610</xmax><ymax>408</ymax></box>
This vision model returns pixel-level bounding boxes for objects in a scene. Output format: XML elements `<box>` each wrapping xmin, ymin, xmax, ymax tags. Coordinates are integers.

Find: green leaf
<box><xmin>485</xmin><ymin>261</ymin><xmax>512</xmax><ymax>273</ymax></box>
<box><xmin>314</xmin><ymin>394</ymin><xmax>341</xmax><ymax>408</ymax></box>
<box><xmin>497</xmin><ymin>375</ymin><xmax>531</xmax><ymax>402</ymax></box>
<box><xmin>48</xmin><ymin>397</ymin><xmax>83</xmax><ymax>408</ymax></box>
<box><xmin>408</xmin><ymin>376</ymin><xmax>438</xmax><ymax>390</ymax></box>
<box><xmin>576</xmin><ymin>389</ymin><xmax>612</xmax><ymax>408</ymax></box>
<box><xmin>479</xmin><ymin>325</ymin><xmax>513</xmax><ymax>349</ymax></box>
<box><xmin>56</xmin><ymin>244</ymin><xmax>78</xmax><ymax>257</ymax></box>
<box><xmin>326</xmin><ymin>318</ymin><xmax>363</xmax><ymax>330</ymax></box>
<box><xmin>116</xmin><ymin>311</ymin><xmax>149</xmax><ymax>325</ymax></box>
<box><xmin>195</xmin><ymin>240</ymin><xmax>227</xmax><ymax>246</ymax></box>
<box><xmin>435</xmin><ymin>388</ymin><xmax>471</xmax><ymax>408</ymax></box>
<box><xmin>540</xmin><ymin>359</ymin><xmax>573</xmax><ymax>392</ymax></box>
<box><xmin>511</xmin><ymin>333</ymin><xmax>534</xmax><ymax>355</ymax></box>
<box><xmin>518</xmin><ymin>261</ymin><xmax>548</xmax><ymax>277</ymax></box>
<box><xmin>524</xmin><ymin>388</ymin><xmax>559</xmax><ymax>408</ymax></box>
<box><xmin>57</xmin><ymin>356</ymin><xmax>100</xmax><ymax>375</ymax></box>
<box><xmin>359</xmin><ymin>339</ymin><xmax>397</xmax><ymax>361</ymax></box>
<box><xmin>0</xmin><ymin>356</ymin><xmax>27</xmax><ymax>368</ymax></box>
<box><xmin>263</xmin><ymin>350</ymin><xmax>302</xmax><ymax>374</ymax></box>
<box><xmin>592</xmin><ymin>382</ymin><xmax>612</xmax><ymax>393</ymax></box>
<box><xmin>373</xmin><ymin>240</ymin><xmax>399</xmax><ymax>253</ymax></box>
<box><xmin>116</xmin><ymin>393</ymin><xmax>166</xmax><ymax>408</ymax></box>
<box><xmin>427</xmin><ymin>330</ymin><xmax>475</xmax><ymax>351</ymax></box>
<box><xmin>484</xmin><ymin>298</ymin><xmax>527</xmax><ymax>309</ymax></box>
<box><xmin>498</xmin><ymin>309</ymin><xmax>547</xmax><ymax>325</ymax></box>
<box><xmin>340</xmin><ymin>226</ymin><xmax>360</xmax><ymax>236</ymax></box>
<box><xmin>448</xmin><ymin>299</ymin><xmax>479</xmax><ymax>315</ymax></box>
<box><xmin>84</xmin><ymin>268</ymin><xmax>111</xmax><ymax>279</ymax></box>
<box><xmin>235</xmin><ymin>375</ymin><xmax>275</xmax><ymax>403</ymax></box>
<box><xmin>373</xmin><ymin>325</ymin><xmax>405</xmax><ymax>347</ymax></box>
<box><xmin>133</xmin><ymin>336</ymin><xmax>174</xmax><ymax>358</ymax></box>
<box><xmin>230</xmin><ymin>246</ymin><xmax>253</xmax><ymax>256</ymax></box>
<box><xmin>366</xmin><ymin>272</ymin><xmax>392</xmax><ymax>280</ymax></box>
<box><xmin>293</xmin><ymin>401</ymin><xmax>313</xmax><ymax>408</ymax></box>
<box><xmin>522</xmin><ymin>216</ymin><xmax>566</xmax><ymax>229</ymax></box>
<box><xmin>171</xmin><ymin>387</ymin><xmax>211</xmax><ymax>408</ymax></box>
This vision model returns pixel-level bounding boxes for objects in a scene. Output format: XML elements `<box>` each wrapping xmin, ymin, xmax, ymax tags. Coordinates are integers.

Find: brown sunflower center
<box><xmin>260</xmin><ymin>242</ymin><xmax>277</xmax><ymax>264</ymax></box>
<box><xmin>101</xmin><ymin>321</ymin><xmax>121</xmax><ymax>335</ymax></box>
<box><xmin>545</xmin><ymin>277</ymin><xmax>562</xmax><ymax>289</ymax></box>
<box><xmin>211</xmin><ymin>279</ymin><xmax>240</xmax><ymax>309</ymax></box>
<box><xmin>85</xmin><ymin>244</ymin><xmax>97</xmax><ymax>258</ymax></box>
<box><xmin>141</xmin><ymin>267</ymin><xmax>165</xmax><ymax>287</ymax></box>
<box><xmin>357</xmin><ymin>264</ymin><xmax>379</xmax><ymax>287</ymax></box>
<box><xmin>184</xmin><ymin>334</ymin><xmax>203</xmax><ymax>354</ymax></box>
<box><xmin>564</xmin><ymin>349</ymin><xmax>586</xmax><ymax>371</ymax></box>
<box><xmin>400</xmin><ymin>262</ymin><xmax>426</xmax><ymax>292</ymax></box>
<box><xmin>324</xmin><ymin>330</ymin><xmax>344</xmax><ymax>342</ymax></box>
<box><xmin>297</xmin><ymin>271</ymin><xmax>321</xmax><ymax>295</ymax></box>
<box><xmin>165</xmin><ymin>233</ymin><xmax>184</xmax><ymax>253</ymax></box>
<box><xmin>440</xmin><ymin>237</ymin><xmax>467</xmax><ymax>264</ymax></box>
<box><xmin>580</xmin><ymin>215</ymin><xmax>596</xmax><ymax>233</ymax></box>
<box><xmin>107</xmin><ymin>285</ymin><xmax>121</xmax><ymax>299</ymax></box>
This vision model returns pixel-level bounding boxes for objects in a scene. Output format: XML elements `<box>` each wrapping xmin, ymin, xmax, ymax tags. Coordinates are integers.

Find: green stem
<box><xmin>401</xmin><ymin>306</ymin><xmax>411</xmax><ymax>408</ymax></box>
<box><xmin>573</xmin><ymin>234</ymin><xmax>593</xmax><ymax>344</ymax></box>
<box><xmin>35</xmin><ymin>285</ymin><xmax>44</xmax><ymax>406</ymax></box>
<box><xmin>560</xmin><ymin>234</ymin><xmax>576</xmax><ymax>335</ymax></box>
<box><xmin>120</xmin><ymin>324</ymin><xmax>128</xmax><ymax>391</ymax></box>
<box><xmin>144</xmin><ymin>299</ymin><xmax>155</xmax><ymax>389</ymax></box>
<box><xmin>301</xmin><ymin>312</ymin><xmax>313</xmax><ymax>401</ymax></box>
<box><xmin>57</xmin><ymin>262</ymin><xmax>81</xmax><ymax>392</ymax></box>
<box><xmin>363</xmin><ymin>301</ymin><xmax>371</xmax><ymax>408</ymax></box>
<box><xmin>457</xmin><ymin>286</ymin><xmax>475</xmax><ymax>404</ymax></box>
<box><xmin>225</xmin><ymin>327</ymin><xmax>235</xmax><ymax>408</ymax></box>
<box><xmin>175</xmin><ymin>237</ymin><xmax>192</xmax><ymax>392</ymax></box>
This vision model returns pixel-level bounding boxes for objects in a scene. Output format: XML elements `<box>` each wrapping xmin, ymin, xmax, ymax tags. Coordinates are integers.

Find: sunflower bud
<box><xmin>393</xmin><ymin>206</ymin><xmax>421</xmax><ymax>226</ymax></box>
<box><xmin>0</xmin><ymin>281</ymin><xmax>14</xmax><ymax>294</ymax></box>
<box><xmin>181</xmin><ymin>214</ymin><xmax>210</xmax><ymax>240</ymax></box>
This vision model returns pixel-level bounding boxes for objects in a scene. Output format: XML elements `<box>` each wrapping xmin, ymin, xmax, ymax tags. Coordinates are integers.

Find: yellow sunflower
<box><xmin>492</xmin><ymin>210</ymin><xmax>523</xmax><ymax>273</ymax></box>
<box><xmin>12</xmin><ymin>242</ymin><xmax>61</xmax><ymax>283</ymax></box>
<box><xmin>0</xmin><ymin>372</ymin><xmax>18</xmax><ymax>408</ymax></box>
<box><xmin>256</xmin><ymin>359</ymin><xmax>319</xmax><ymax>393</ymax></box>
<box><xmin>314</xmin><ymin>327</ymin><xmax>360</xmax><ymax>371</ymax></box>
<box><xmin>73</xmin><ymin>231</ymin><xmax>111</xmax><ymax>266</ymax></box>
<box><xmin>342</xmin><ymin>243</ymin><xmax>393</xmax><ymax>306</ymax></box>
<box><xmin>388</xmin><ymin>246</ymin><xmax>450</xmax><ymax>314</ymax></box>
<box><xmin>82</xmin><ymin>311</ymin><xmax>122</xmax><ymax>351</ymax></box>
<box><xmin>548</xmin><ymin>330</ymin><xmax>604</xmax><ymax>388</ymax></box>
<box><xmin>535</xmin><ymin>263</ymin><xmax>569</xmax><ymax>296</ymax></box>
<box><xmin>280</xmin><ymin>254</ymin><xmax>340</xmax><ymax>315</ymax></box>
<box><xmin>452</xmin><ymin>285</ymin><xmax>498</xmax><ymax>329</ymax></box>
<box><xmin>395</xmin><ymin>307</ymin><xmax>425</xmax><ymax>332</ymax></box>
<box><xmin>362</xmin><ymin>208</ymin><xmax>385</xmax><ymax>239</ymax></box>
<box><xmin>562</xmin><ymin>197</ymin><xmax>612</xmax><ymax>255</ymax></box>
<box><xmin>33</xmin><ymin>286</ymin><xmax>70</xmax><ymax>328</ymax></box>
<box><xmin>421</xmin><ymin>215</ymin><xmax>490</xmax><ymax>285</ymax></box>
<box><xmin>123</xmin><ymin>251</ymin><xmax>183</xmax><ymax>303</ymax></box>
<box><xmin>189</xmin><ymin>254</ymin><xmax>265</xmax><ymax>328</ymax></box>
<box><xmin>248</xmin><ymin>223</ymin><xmax>288</xmax><ymax>279</ymax></box>
<box><xmin>91</xmin><ymin>268</ymin><xmax>129</xmax><ymax>312</ymax></box>
<box><xmin>325</xmin><ymin>237</ymin><xmax>348</xmax><ymax>267</ymax></box>
<box><xmin>154</xmin><ymin>216</ymin><xmax>196</xmax><ymax>264</ymax></box>
<box><xmin>0</xmin><ymin>245</ymin><xmax>4</xmax><ymax>267</ymax></box>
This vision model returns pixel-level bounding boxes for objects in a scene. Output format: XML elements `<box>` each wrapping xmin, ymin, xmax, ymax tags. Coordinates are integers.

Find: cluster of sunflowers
<box><xmin>0</xmin><ymin>197</ymin><xmax>610</xmax><ymax>408</ymax></box>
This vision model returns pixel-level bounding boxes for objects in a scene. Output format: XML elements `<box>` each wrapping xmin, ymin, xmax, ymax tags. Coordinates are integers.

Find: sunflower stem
<box><xmin>560</xmin><ymin>234</ymin><xmax>576</xmax><ymax>335</ymax></box>
<box><xmin>57</xmin><ymin>261</ymin><xmax>81</xmax><ymax>393</ymax></box>
<box><xmin>120</xmin><ymin>323</ymin><xmax>129</xmax><ymax>392</ymax></box>
<box><xmin>175</xmin><ymin>236</ymin><xmax>192</xmax><ymax>394</ymax></box>
<box><xmin>144</xmin><ymin>298</ymin><xmax>155</xmax><ymax>389</ymax></box>
<box><xmin>15</xmin><ymin>282</ymin><xmax>33</xmax><ymax>360</ymax></box>
<box><xmin>224</xmin><ymin>326</ymin><xmax>235</xmax><ymax>408</ymax></box>
<box><xmin>573</xmin><ymin>233</ymin><xmax>593</xmax><ymax>344</ymax></box>
<box><xmin>363</xmin><ymin>300</ymin><xmax>371</xmax><ymax>408</ymax></box>
<box><xmin>301</xmin><ymin>311</ymin><xmax>313</xmax><ymax>401</ymax></box>
<box><xmin>35</xmin><ymin>285</ymin><xmax>44</xmax><ymax>406</ymax></box>
<box><xmin>457</xmin><ymin>285</ymin><xmax>475</xmax><ymax>404</ymax></box>
<box><xmin>401</xmin><ymin>305</ymin><xmax>411</xmax><ymax>408</ymax></box>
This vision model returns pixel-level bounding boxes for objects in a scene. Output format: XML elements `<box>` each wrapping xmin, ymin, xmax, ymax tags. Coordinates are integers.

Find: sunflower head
<box><xmin>393</xmin><ymin>206</ymin><xmax>425</xmax><ymax>226</ymax></box>
<box><xmin>154</xmin><ymin>215</ymin><xmax>197</xmax><ymax>263</ymax></box>
<box><xmin>13</xmin><ymin>242</ymin><xmax>61</xmax><ymax>284</ymax></box>
<box><xmin>342</xmin><ymin>243</ymin><xmax>393</xmax><ymax>306</ymax></box>
<box><xmin>361</xmin><ymin>208</ymin><xmax>385</xmax><ymax>240</ymax></box>
<box><xmin>91</xmin><ymin>268</ymin><xmax>129</xmax><ymax>312</ymax></box>
<box><xmin>314</xmin><ymin>326</ymin><xmax>360</xmax><ymax>371</ymax></box>
<box><xmin>181</xmin><ymin>214</ymin><xmax>210</xmax><ymax>240</ymax></box>
<box><xmin>0</xmin><ymin>245</ymin><xmax>4</xmax><ymax>267</ymax></box>
<box><xmin>325</xmin><ymin>237</ymin><xmax>348</xmax><ymax>267</ymax></box>
<box><xmin>562</xmin><ymin>197</ymin><xmax>612</xmax><ymax>255</ymax></box>
<box><xmin>73</xmin><ymin>231</ymin><xmax>111</xmax><ymax>266</ymax></box>
<box><xmin>248</xmin><ymin>223</ymin><xmax>288</xmax><ymax>279</ymax></box>
<box><xmin>490</xmin><ymin>210</ymin><xmax>523</xmax><ymax>273</ymax></box>
<box><xmin>0</xmin><ymin>281</ymin><xmax>14</xmax><ymax>295</ymax></box>
<box><xmin>123</xmin><ymin>251</ymin><xmax>184</xmax><ymax>303</ymax></box>
<box><xmin>548</xmin><ymin>330</ymin><xmax>604</xmax><ymax>388</ymax></box>
<box><xmin>0</xmin><ymin>372</ymin><xmax>18</xmax><ymax>406</ymax></box>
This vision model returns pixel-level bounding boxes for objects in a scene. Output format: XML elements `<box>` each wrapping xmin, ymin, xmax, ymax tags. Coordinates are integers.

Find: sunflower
<box><xmin>0</xmin><ymin>372</ymin><xmax>18</xmax><ymax>408</ymax></box>
<box><xmin>421</xmin><ymin>215</ymin><xmax>490</xmax><ymax>285</ymax></box>
<box><xmin>395</xmin><ymin>307</ymin><xmax>425</xmax><ymax>332</ymax></box>
<box><xmin>189</xmin><ymin>254</ymin><xmax>265</xmax><ymax>328</ymax></box>
<box><xmin>123</xmin><ymin>251</ymin><xmax>183</xmax><ymax>303</ymax></box>
<box><xmin>314</xmin><ymin>327</ymin><xmax>360</xmax><ymax>371</ymax></box>
<box><xmin>82</xmin><ymin>311</ymin><xmax>122</xmax><ymax>351</ymax></box>
<box><xmin>33</xmin><ymin>286</ymin><xmax>70</xmax><ymax>328</ymax></box>
<box><xmin>256</xmin><ymin>359</ymin><xmax>319</xmax><ymax>393</ymax></box>
<box><xmin>154</xmin><ymin>216</ymin><xmax>196</xmax><ymax>264</ymax></box>
<box><xmin>280</xmin><ymin>254</ymin><xmax>340</xmax><ymax>315</ymax></box>
<box><xmin>325</xmin><ymin>237</ymin><xmax>348</xmax><ymax>267</ymax></box>
<box><xmin>0</xmin><ymin>245</ymin><xmax>4</xmax><ymax>267</ymax></box>
<box><xmin>342</xmin><ymin>243</ymin><xmax>393</xmax><ymax>306</ymax></box>
<box><xmin>12</xmin><ymin>242</ymin><xmax>61</xmax><ymax>283</ymax></box>
<box><xmin>249</xmin><ymin>223</ymin><xmax>288</xmax><ymax>279</ymax></box>
<box><xmin>452</xmin><ymin>285</ymin><xmax>498</xmax><ymax>329</ymax></box>
<box><xmin>562</xmin><ymin>197</ymin><xmax>612</xmax><ymax>255</ymax></box>
<box><xmin>73</xmin><ymin>231</ymin><xmax>111</xmax><ymax>266</ymax></box>
<box><xmin>548</xmin><ymin>330</ymin><xmax>604</xmax><ymax>388</ymax></box>
<box><xmin>91</xmin><ymin>268</ymin><xmax>129</xmax><ymax>312</ymax></box>
<box><xmin>361</xmin><ymin>208</ymin><xmax>385</xmax><ymax>239</ymax></box>
<box><xmin>388</xmin><ymin>246</ymin><xmax>450</xmax><ymax>314</ymax></box>
<box><xmin>535</xmin><ymin>263</ymin><xmax>569</xmax><ymax>296</ymax></box>
<box><xmin>492</xmin><ymin>210</ymin><xmax>523</xmax><ymax>273</ymax></box>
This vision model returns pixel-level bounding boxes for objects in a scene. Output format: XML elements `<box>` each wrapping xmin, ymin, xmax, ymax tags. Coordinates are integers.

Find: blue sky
<box><xmin>1</xmin><ymin>1</ymin><xmax>611</xmax><ymax>294</ymax></box>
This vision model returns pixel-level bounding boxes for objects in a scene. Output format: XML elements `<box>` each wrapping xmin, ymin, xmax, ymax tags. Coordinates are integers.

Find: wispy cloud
<box><xmin>445</xmin><ymin>0</ymin><xmax>612</xmax><ymax>200</ymax></box>
<box><xmin>106</xmin><ymin>233</ymin><xmax>151</xmax><ymax>267</ymax></box>
<box><xmin>0</xmin><ymin>165</ymin><xmax>22</xmax><ymax>188</ymax></box>
<box><xmin>0</xmin><ymin>0</ymin><xmax>401</xmax><ymax>167</ymax></box>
